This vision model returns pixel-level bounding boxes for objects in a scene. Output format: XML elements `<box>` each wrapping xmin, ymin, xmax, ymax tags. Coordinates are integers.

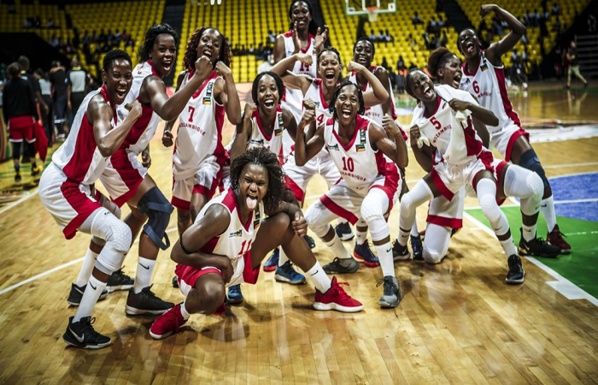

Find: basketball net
<box><xmin>366</xmin><ymin>6</ymin><xmax>378</xmax><ymax>22</ymax></box>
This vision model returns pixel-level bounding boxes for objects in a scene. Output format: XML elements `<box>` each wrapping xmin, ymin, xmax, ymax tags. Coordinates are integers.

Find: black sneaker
<box><xmin>304</xmin><ymin>234</ymin><xmax>316</xmax><ymax>249</ymax></box>
<box><xmin>322</xmin><ymin>257</ymin><xmax>360</xmax><ymax>274</ymax></box>
<box><xmin>377</xmin><ymin>276</ymin><xmax>401</xmax><ymax>308</ymax></box>
<box><xmin>353</xmin><ymin>241</ymin><xmax>380</xmax><ymax>267</ymax></box>
<box><xmin>106</xmin><ymin>268</ymin><xmax>134</xmax><ymax>293</ymax></box>
<box><xmin>67</xmin><ymin>283</ymin><xmax>108</xmax><ymax>306</ymax></box>
<box><xmin>335</xmin><ymin>222</ymin><xmax>355</xmax><ymax>241</ymax></box>
<box><xmin>14</xmin><ymin>173</ymin><xmax>22</xmax><ymax>183</ymax></box>
<box><xmin>518</xmin><ymin>229</ymin><xmax>560</xmax><ymax>258</ymax></box>
<box><xmin>63</xmin><ymin>316</ymin><xmax>111</xmax><ymax>349</ymax></box>
<box><xmin>506</xmin><ymin>255</ymin><xmax>525</xmax><ymax>285</ymax></box>
<box><xmin>125</xmin><ymin>286</ymin><xmax>174</xmax><ymax>315</ymax></box>
<box><xmin>392</xmin><ymin>240</ymin><xmax>410</xmax><ymax>261</ymax></box>
<box><xmin>172</xmin><ymin>276</ymin><xmax>179</xmax><ymax>288</ymax></box>
<box><xmin>410</xmin><ymin>235</ymin><xmax>424</xmax><ymax>262</ymax></box>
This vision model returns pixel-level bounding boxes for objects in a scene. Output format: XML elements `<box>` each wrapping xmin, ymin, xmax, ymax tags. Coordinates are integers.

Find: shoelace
<box><xmin>82</xmin><ymin>317</ymin><xmax>102</xmax><ymax>337</ymax></box>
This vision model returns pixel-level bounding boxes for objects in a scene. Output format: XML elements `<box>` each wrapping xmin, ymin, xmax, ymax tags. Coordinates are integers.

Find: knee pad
<box><xmin>361</xmin><ymin>191</ymin><xmax>389</xmax><ymax>241</ymax></box>
<box><xmin>520</xmin><ymin>171</ymin><xmax>543</xmax><ymax>216</ymax></box>
<box><xmin>92</xmin><ymin>212</ymin><xmax>131</xmax><ymax>274</ymax></box>
<box><xmin>138</xmin><ymin>187</ymin><xmax>174</xmax><ymax>250</ymax></box>
<box><xmin>304</xmin><ymin>201</ymin><xmax>334</xmax><ymax>238</ymax></box>
<box><xmin>519</xmin><ymin>149</ymin><xmax>549</xmax><ymax>189</ymax></box>
<box><xmin>479</xmin><ymin>193</ymin><xmax>502</xmax><ymax>224</ymax></box>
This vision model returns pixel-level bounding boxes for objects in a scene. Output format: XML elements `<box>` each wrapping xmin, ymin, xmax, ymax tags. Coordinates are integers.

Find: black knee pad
<box><xmin>138</xmin><ymin>187</ymin><xmax>174</xmax><ymax>250</ymax></box>
<box><xmin>518</xmin><ymin>149</ymin><xmax>549</xmax><ymax>190</ymax></box>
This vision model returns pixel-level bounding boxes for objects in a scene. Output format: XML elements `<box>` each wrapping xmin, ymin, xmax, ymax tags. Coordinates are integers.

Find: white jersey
<box><xmin>51</xmin><ymin>85</ymin><xmax>114</xmax><ymax>184</ymax></box>
<box><xmin>459</xmin><ymin>51</ymin><xmax>522</xmax><ymax>134</ymax></box>
<box><xmin>115</xmin><ymin>60</ymin><xmax>162</xmax><ymax>155</ymax></box>
<box><xmin>246</xmin><ymin>106</ymin><xmax>285</xmax><ymax>162</ymax></box>
<box><xmin>173</xmin><ymin>70</ymin><xmax>226</xmax><ymax>180</ymax></box>
<box><xmin>324</xmin><ymin>115</ymin><xmax>388</xmax><ymax>193</ymax></box>
<box><xmin>348</xmin><ymin>66</ymin><xmax>398</xmax><ymax>124</ymax></box>
<box><xmin>196</xmin><ymin>188</ymin><xmax>264</xmax><ymax>280</ymax></box>
<box><xmin>411</xmin><ymin>85</ymin><xmax>484</xmax><ymax>165</ymax></box>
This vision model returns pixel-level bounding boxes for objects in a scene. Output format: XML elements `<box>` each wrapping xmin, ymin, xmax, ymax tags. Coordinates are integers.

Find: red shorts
<box><xmin>8</xmin><ymin>116</ymin><xmax>36</xmax><ymax>143</ymax></box>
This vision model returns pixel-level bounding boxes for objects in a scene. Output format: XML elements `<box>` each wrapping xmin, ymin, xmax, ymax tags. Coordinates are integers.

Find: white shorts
<box><xmin>429</xmin><ymin>151</ymin><xmax>494</xmax><ymax>202</ymax></box>
<box><xmin>426</xmin><ymin>187</ymin><xmax>466</xmax><ymax>229</ymax></box>
<box><xmin>319</xmin><ymin>177</ymin><xmax>398</xmax><ymax>225</ymax></box>
<box><xmin>171</xmin><ymin>155</ymin><xmax>223</xmax><ymax>211</ymax></box>
<box><xmin>489</xmin><ymin>122</ymin><xmax>529</xmax><ymax>162</ymax></box>
<box><xmin>38</xmin><ymin>162</ymin><xmax>102</xmax><ymax>239</ymax></box>
<box><xmin>99</xmin><ymin>149</ymin><xmax>148</xmax><ymax>207</ymax></box>
<box><xmin>284</xmin><ymin>152</ymin><xmax>340</xmax><ymax>202</ymax></box>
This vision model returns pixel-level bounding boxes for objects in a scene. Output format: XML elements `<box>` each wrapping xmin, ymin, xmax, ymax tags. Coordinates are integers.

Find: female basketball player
<box><xmin>294</xmin><ymin>82</ymin><xmax>406</xmax><ymax>308</ymax></box>
<box><xmin>396</xmin><ymin>69</ymin><xmax>525</xmax><ymax>285</ymax></box>
<box><xmin>148</xmin><ymin>148</ymin><xmax>363</xmax><ymax>340</ymax></box>
<box><xmin>457</xmin><ymin>4</ymin><xmax>570</xmax><ymax>253</ymax></box>
<box><xmin>39</xmin><ymin>50</ymin><xmax>142</xmax><ymax>349</ymax></box>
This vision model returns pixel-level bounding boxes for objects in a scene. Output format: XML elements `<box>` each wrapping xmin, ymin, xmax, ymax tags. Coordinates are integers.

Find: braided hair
<box><xmin>183</xmin><ymin>27</ymin><xmax>232</xmax><ymax>72</ymax></box>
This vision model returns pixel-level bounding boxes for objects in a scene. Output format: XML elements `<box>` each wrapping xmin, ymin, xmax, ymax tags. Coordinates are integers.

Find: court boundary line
<box><xmin>462</xmin><ymin>211</ymin><xmax>598</xmax><ymax>306</ymax></box>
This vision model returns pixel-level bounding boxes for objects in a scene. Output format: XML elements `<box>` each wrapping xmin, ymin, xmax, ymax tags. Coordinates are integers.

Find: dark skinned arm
<box><xmin>161</xmin><ymin>71</ymin><xmax>186</xmax><ymax>147</ymax></box>
<box><xmin>483</xmin><ymin>4</ymin><xmax>527</xmax><ymax>66</ymax></box>
<box><xmin>91</xmin><ymin>98</ymin><xmax>143</xmax><ymax>157</ymax></box>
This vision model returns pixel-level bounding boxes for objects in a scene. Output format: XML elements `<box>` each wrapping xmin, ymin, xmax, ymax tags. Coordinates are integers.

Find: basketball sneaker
<box><xmin>31</xmin><ymin>164</ymin><xmax>42</xmax><ymax>177</ymax></box>
<box><xmin>377</xmin><ymin>276</ymin><xmax>401</xmax><ymax>308</ymax></box>
<box><xmin>410</xmin><ymin>235</ymin><xmax>424</xmax><ymax>262</ymax></box>
<box><xmin>172</xmin><ymin>275</ymin><xmax>179</xmax><ymax>288</ymax></box>
<box><xmin>335</xmin><ymin>222</ymin><xmax>355</xmax><ymax>241</ymax></box>
<box><xmin>227</xmin><ymin>284</ymin><xmax>243</xmax><ymax>304</ymax></box>
<box><xmin>518</xmin><ymin>229</ymin><xmax>560</xmax><ymax>258</ymax></box>
<box><xmin>274</xmin><ymin>261</ymin><xmax>306</xmax><ymax>284</ymax></box>
<box><xmin>106</xmin><ymin>268</ymin><xmax>134</xmax><ymax>292</ymax></box>
<box><xmin>304</xmin><ymin>234</ymin><xmax>316</xmax><ymax>249</ymax></box>
<box><xmin>353</xmin><ymin>241</ymin><xmax>380</xmax><ymax>267</ymax></box>
<box><xmin>67</xmin><ymin>283</ymin><xmax>108</xmax><ymax>306</ymax></box>
<box><xmin>125</xmin><ymin>286</ymin><xmax>174</xmax><ymax>315</ymax></box>
<box><xmin>313</xmin><ymin>276</ymin><xmax>363</xmax><ymax>312</ymax></box>
<box><xmin>392</xmin><ymin>240</ymin><xmax>411</xmax><ymax>261</ymax></box>
<box><xmin>505</xmin><ymin>255</ymin><xmax>525</xmax><ymax>285</ymax></box>
<box><xmin>547</xmin><ymin>225</ymin><xmax>571</xmax><ymax>254</ymax></box>
<box><xmin>263</xmin><ymin>248</ymin><xmax>279</xmax><ymax>272</ymax></box>
<box><xmin>63</xmin><ymin>316</ymin><xmax>111</xmax><ymax>349</ymax></box>
<box><xmin>323</xmin><ymin>257</ymin><xmax>360</xmax><ymax>274</ymax></box>
<box><xmin>14</xmin><ymin>173</ymin><xmax>22</xmax><ymax>183</ymax></box>
<box><xmin>149</xmin><ymin>304</ymin><xmax>187</xmax><ymax>340</ymax></box>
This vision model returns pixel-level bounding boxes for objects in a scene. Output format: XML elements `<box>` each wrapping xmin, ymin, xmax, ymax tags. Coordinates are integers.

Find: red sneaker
<box><xmin>547</xmin><ymin>225</ymin><xmax>571</xmax><ymax>254</ymax></box>
<box><xmin>313</xmin><ymin>276</ymin><xmax>363</xmax><ymax>313</ymax></box>
<box><xmin>149</xmin><ymin>303</ymin><xmax>187</xmax><ymax>340</ymax></box>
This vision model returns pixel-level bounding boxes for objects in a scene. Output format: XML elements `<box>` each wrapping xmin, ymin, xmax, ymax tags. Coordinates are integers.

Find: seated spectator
<box><xmin>412</xmin><ymin>11</ymin><xmax>422</xmax><ymax>25</ymax></box>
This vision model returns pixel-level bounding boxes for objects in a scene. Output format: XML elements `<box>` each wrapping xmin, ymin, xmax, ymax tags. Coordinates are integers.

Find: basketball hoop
<box><xmin>366</xmin><ymin>6</ymin><xmax>378</xmax><ymax>22</ymax></box>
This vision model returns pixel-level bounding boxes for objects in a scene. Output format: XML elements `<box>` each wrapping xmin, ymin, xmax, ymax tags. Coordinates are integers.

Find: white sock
<box><xmin>133</xmin><ymin>257</ymin><xmax>155</xmax><ymax>293</ymax></box>
<box><xmin>73</xmin><ymin>275</ymin><xmax>106</xmax><ymax>322</ymax></box>
<box><xmin>410</xmin><ymin>222</ymin><xmax>419</xmax><ymax>237</ymax></box>
<box><xmin>305</xmin><ymin>262</ymin><xmax>331</xmax><ymax>293</ymax></box>
<box><xmin>355</xmin><ymin>229</ymin><xmax>367</xmax><ymax>245</ymax></box>
<box><xmin>180</xmin><ymin>302</ymin><xmax>191</xmax><ymax>320</ymax></box>
<box><xmin>499</xmin><ymin>236</ymin><xmax>518</xmax><ymax>257</ymax></box>
<box><xmin>278</xmin><ymin>248</ymin><xmax>289</xmax><ymax>267</ymax></box>
<box><xmin>75</xmin><ymin>249</ymin><xmax>98</xmax><ymax>287</ymax></box>
<box><xmin>521</xmin><ymin>224</ymin><xmax>536</xmax><ymax>242</ymax></box>
<box><xmin>325</xmin><ymin>235</ymin><xmax>351</xmax><ymax>259</ymax></box>
<box><xmin>541</xmin><ymin>196</ymin><xmax>557</xmax><ymax>232</ymax></box>
<box><xmin>374</xmin><ymin>242</ymin><xmax>395</xmax><ymax>277</ymax></box>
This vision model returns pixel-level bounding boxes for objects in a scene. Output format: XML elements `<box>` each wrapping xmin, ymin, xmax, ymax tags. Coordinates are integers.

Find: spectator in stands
<box><xmin>552</xmin><ymin>16</ymin><xmax>562</xmax><ymax>33</ymax></box>
<box><xmin>2</xmin><ymin>63</ymin><xmax>40</xmax><ymax>182</ymax></box>
<box><xmin>33</xmin><ymin>68</ymin><xmax>54</xmax><ymax>146</ymax></box>
<box><xmin>396</xmin><ymin>55</ymin><xmax>405</xmax><ymax>71</ymax></box>
<box><xmin>552</xmin><ymin>2</ymin><xmax>560</xmax><ymax>16</ymax></box>
<box><xmin>588</xmin><ymin>14</ymin><xmax>597</xmax><ymax>33</ymax></box>
<box><xmin>381</xmin><ymin>56</ymin><xmax>389</xmax><ymax>70</ymax></box>
<box><xmin>407</xmin><ymin>33</ymin><xmax>417</xmax><ymax>49</ymax></box>
<box><xmin>49</xmin><ymin>61</ymin><xmax>70</xmax><ymax>141</ymax></box>
<box><xmin>439</xmin><ymin>30</ymin><xmax>448</xmax><ymax>47</ymax></box>
<box><xmin>412</xmin><ymin>12</ymin><xmax>422</xmax><ymax>26</ymax></box>
<box><xmin>46</xmin><ymin>18</ymin><xmax>55</xmax><ymax>28</ymax></box>
<box><xmin>68</xmin><ymin>58</ymin><xmax>90</xmax><ymax>121</ymax></box>
<box><xmin>428</xmin><ymin>17</ymin><xmax>438</xmax><ymax>34</ymax></box>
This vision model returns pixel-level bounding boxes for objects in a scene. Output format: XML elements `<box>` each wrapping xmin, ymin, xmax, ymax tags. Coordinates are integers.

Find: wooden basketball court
<box><xmin>0</xmin><ymin>83</ymin><xmax>597</xmax><ymax>384</ymax></box>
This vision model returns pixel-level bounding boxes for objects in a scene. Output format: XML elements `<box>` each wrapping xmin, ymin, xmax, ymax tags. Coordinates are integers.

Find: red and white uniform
<box><xmin>318</xmin><ymin>115</ymin><xmax>399</xmax><ymax>224</ymax></box>
<box><xmin>39</xmin><ymin>85</ymin><xmax>115</xmax><ymax>239</ymax></box>
<box><xmin>245</xmin><ymin>106</ymin><xmax>285</xmax><ymax>163</ymax></box>
<box><xmin>284</xmin><ymin>78</ymin><xmax>341</xmax><ymax>202</ymax></box>
<box><xmin>412</xmin><ymin>85</ymin><xmax>494</xmax><ymax>201</ymax></box>
<box><xmin>175</xmin><ymin>188</ymin><xmax>264</xmax><ymax>294</ymax></box>
<box><xmin>99</xmin><ymin>60</ymin><xmax>162</xmax><ymax>206</ymax></box>
<box><xmin>460</xmin><ymin>51</ymin><xmax>529</xmax><ymax>161</ymax></box>
<box><xmin>171</xmin><ymin>70</ymin><xmax>227</xmax><ymax>211</ymax></box>
<box><xmin>348</xmin><ymin>67</ymin><xmax>398</xmax><ymax>124</ymax></box>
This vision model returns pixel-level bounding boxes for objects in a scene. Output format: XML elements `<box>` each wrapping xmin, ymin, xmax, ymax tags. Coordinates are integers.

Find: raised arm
<box><xmin>483</xmin><ymin>4</ymin><xmax>527</xmax><ymax>65</ymax></box>
<box><xmin>270</xmin><ymin>53</ymin><xmax>313</xmax><ymax>94</ymax></box>
<box><xmin>294</xmin><ymin>100</ymin><xmax>325</xmax><ymax>166</ymax></box>
<box><xmin>373</xmin><ymin>114</ymin><xmax>408</xmax><ymax>168</ymax></box>
<box><xmin>161</xmin><ymin>70</ymin><xmax>186</xmax><ymax>147</ymax></box>
<box><xmin>448</xmin><ymin>98</ymin><xmax>498</xmax><ymax>127</ymax></box>
<box><xmin>91</xmin><ymin>97</ymin><xmax>143</xmax><ymax>157</ymax></box>
<box><xmin>373</xmin><ymin>66</ymin><xmax>394</xmax><ymax>116</ymax></box>
<box><xmin>228</xmin><ymin>103</ymin><xmax>257</xmax><ymax>162</ymax></box>
<box><xmin>213</xmin><ymin>61</ymin><xmax>242</xmax><ymax>125</ymax></box>
<box><xmin>347</xmin><ymin>61</ymin><xmax>389</xmax><ymax>107</ymax></box>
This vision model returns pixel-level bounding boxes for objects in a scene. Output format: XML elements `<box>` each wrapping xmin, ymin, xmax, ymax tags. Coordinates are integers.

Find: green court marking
<box><xmin>465</xmin><ymin>206</ymin><xmax>598</xmax><ymax>299</ymax></box>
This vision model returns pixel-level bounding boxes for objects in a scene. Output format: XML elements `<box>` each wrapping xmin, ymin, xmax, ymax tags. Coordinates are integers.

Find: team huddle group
<box><xmin>37</xmin><ymin>0</ymin><xmax>571</xmax><ymax>350</ymax></box>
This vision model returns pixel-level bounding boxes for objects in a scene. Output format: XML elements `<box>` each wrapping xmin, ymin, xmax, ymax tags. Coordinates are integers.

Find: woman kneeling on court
<box><xmin>149</xmin><ymin>147</ymin><xmax>363</xmax><ymax>339</ymax></box>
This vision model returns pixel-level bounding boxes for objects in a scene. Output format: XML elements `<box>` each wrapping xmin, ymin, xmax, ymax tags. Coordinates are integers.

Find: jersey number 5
<box><xmin>430</xmin><ymin>116</ymin><xmax>442</xmax><ymax>130</ymax></box>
